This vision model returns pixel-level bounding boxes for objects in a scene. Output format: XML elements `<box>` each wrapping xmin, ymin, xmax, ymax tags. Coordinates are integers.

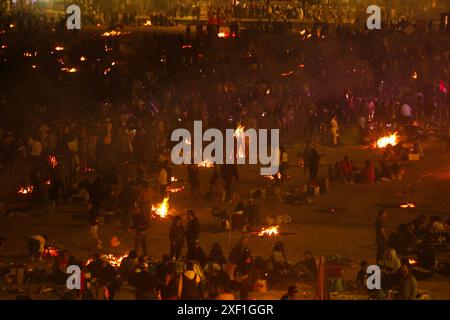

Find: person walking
<box><xmin>132</xmin><ymin>209</ymin><xmax>150</xmax><ymax>256</ymax></box>
<box><xmin>169</xmin><ymin>216</ymin><xmax>185</xmax><ymax>260</ymax></box>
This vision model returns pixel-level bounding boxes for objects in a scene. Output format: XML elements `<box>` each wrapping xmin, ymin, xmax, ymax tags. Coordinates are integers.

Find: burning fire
<box><xmin>258</xmin><ymin>225</ymin><xmax>280</xmax><ymax>237</ymax></box>
<box><xmin>400</xmin><ymin>203</ymin><xmax>416</xmax><ymax>209</ymax></box>
<box><xmin>374</xmin><ymin>132</ymin><xmax>399</xmax><ymax>148</ymax></box>
<box><xmin>197</xmin><ymin>159</ymin><xmax>214</xmax><ymax>168</ymax></box>
<box><xmin>85</xmin><ymin>254</ymin><xmax>127</xmax><ymax>268</ymax></box>
<box><xmin>218</xmin><ymin>32</ymin><xmax>229</xmax><ymax>38</ymax></box>
<box><xmin>61</xmin><ymin>67</ymin><xmax>78</xmax><ymax>73</ymax></box>
<box><xmin>101</xmin><ymin>30</ymin><xmax>129</xmax><ymax>37</ymax></box>
<box><xmin>80</xmin><ymin>56</ymin><xmax>86</xmax><ymax>61</ymax></box>
<box><xmin>234</xmin><ymin>125</ymin><xmax>246</xmax><ymax>159</ymax></box>
<box><xmin>144</xmin><ymin>20</ymin><xmax>152</xmax><ymax>26</ymax></box>
<box><xmin>48</xmin><ymin>155</ymin><xmax>58</xmax><ymax>168</ymax></box>
<box><xmin>170</xmin><ymin>177</ymin><xmax>178</xmax><ymax>182</ymax></box>
<box><xmin>152</xmin><ymin>197</ymin><xmax>170</xmax><ymax>218</ymax></box>
<box><xmin>408</xmin><ymin>259</ymin><xmax>418</xmax><ymax>265</ymax></box>
<box><xmin>43</xmin><ymin>246</ymin><xmax>59</xmax><ymax>258</ymax></box>
<box><xmin>17</xmin><ymin>185</ymin><xmax>33</xmax><ymax>195</ymax></box>
<box><xmin>168</xmin><ymin>186</ymin><xmax>185</xmax><ymax>193</ymax></box>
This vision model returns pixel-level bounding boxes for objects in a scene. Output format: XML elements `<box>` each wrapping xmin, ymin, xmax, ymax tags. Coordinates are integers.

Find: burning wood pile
<box><xmin>43</xmin><ymin>246</ymin><xmax>59</xmax><ymax>258</ymax></box>
<box><xmin>400</xmin><ymin>202</ymin><xmax>416</xmax><ymax>209</ymax></box>
<box><xmin>257</xmin><ymin>225</ymin><xmax>280</xmax><ymax>237</ymax></box>
<box><xmin>48</xmin><ymin>155</ymin><xmax>58</xmax><ymax>168</ymax></box>
<box><xmin>151</xmin><ymin>197</ymin><xmax>171</xmax><ymax>219</ymax></box>
<box><xmin>373</xmin><ymin>132</ymin><xmax>399</xmax><ymax>149</ymax></box>
<box><xmin>17</xmin><ymin>185</ymin><xmax>33</xmax><ymax>195</ymax></box>
<box><xmin>197</xmin><ymin>159</ymin><xmax>215</xmax><ymax>168</ymax></box>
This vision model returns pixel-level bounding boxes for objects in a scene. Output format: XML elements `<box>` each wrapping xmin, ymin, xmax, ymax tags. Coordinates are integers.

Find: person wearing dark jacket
<box><xmin>186</xmin><ymin>210</ymin><xmax>200</xmax><ymax>257</ymax></box>
<box><xmin>119</xmin><ymin>176</ymin><xmax>137</xmax><ymax>229</ymax></box>
<box><xmin>187</xmin><ymin>240</ymin><xmax>207</xmax><ymax>267</ymax></box>
<box><xmin>180</xmin><ymin>262</ymin><xmax>200</xmax><ymax>300</ymax></box>
<box><xmin>169</xmin><ymin>216</ymin><xmax>185</xmax><ymax>260</ymax></box>
<box><xmin>132</xmin><ymin>210</ymin><xmax>149</xmax><ymax>256</ymax></box>
<box><xmin>129</xmin><ymin>262</ymin><xmax>157</xmax><ymax>300</ymax></box>
<box><xmin>229</xmin><ymin>237</ymin><xmax>250</xmax><ymax>265</ymax></box>
<box><xmin>235</xmin><ymin>252</ymin><xmax>253</xmax><ymax>299</ymax></box>
<box><xmin>209</xmin><ymin>243</ymin><xmax>226</xmax><ymax>265</ymax></box>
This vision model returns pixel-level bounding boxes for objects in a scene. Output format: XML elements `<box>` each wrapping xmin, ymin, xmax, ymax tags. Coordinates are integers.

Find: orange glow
<box><xmin>408</xmin><ymin>259</ymin><xmax>417</xmax><ymax>265</ymax></box>
<box><xmin>400</xmin><ymin>203</ymin><xmax>416</xmax><ymax>209</ymax></box>
<box><xmin>197</xmin><ymin>159</ymin><xmax>214</xmax><ymax>168</ymax></box>
<box><xmin>168</xmin><ymin>186</ymin><xmax>185</xmax><ymax>193</ymax></box>
<box><xmin>61</xmin><ymin>67</ymin><xmax>78</xmax><ymax>73</ymax></box>
<box><xmin>144</xmin><ymin>20</ymin><xmax>152</xmax><ymax>26</ymax></box>
<box><xmin>374</xmin><ymin>132</ymin><xmax>399</xmax><ymax>148</ymax></box>
<box><xmin>258</xmin><ymin>225</ymin><xmax>280</xmax><ymax>237</ymax></box>
<box><xmin>234</xmin><ymin>125</ymin><xmax>246</xmax><ymax>159</ymax></box>
<box><xmin>152</xmin><ymin>197</ymin><xmax>170</xmax><ymax>218</ymax></box>
<box><xmin>17</xmin><ymin>185</ymin><xmax>33</xmax><ymax>195</ymax></box>
<box><xmin>48</xmin><ymin>155</ymin><xmax>58</xmax><ymax>168</ymax></box>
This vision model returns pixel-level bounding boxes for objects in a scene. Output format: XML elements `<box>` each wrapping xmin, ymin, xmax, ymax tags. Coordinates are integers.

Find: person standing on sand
<box><xmin>375</xmin><ymin>209</ymin><xmax>389</xmax><ymax>263</ymax></box>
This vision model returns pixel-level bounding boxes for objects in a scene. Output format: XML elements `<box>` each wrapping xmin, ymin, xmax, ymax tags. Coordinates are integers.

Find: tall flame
<box><xmin>152</xmin><ymin>197</ymin><xmax>170</xmax><ymax>218</ymax></box>
<box><xmin>234</xmin><ymin>125</ymin><xmax>246</xmax><ymax>159</ymax></box>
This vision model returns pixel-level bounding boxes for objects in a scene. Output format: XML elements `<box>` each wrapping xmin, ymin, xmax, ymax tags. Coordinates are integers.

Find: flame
<box><xmin>168</xmin><ymin>186</ymin><xmax>185</xmax><ymax>193</ymax></box>
<box><xmin>152</xmin><ymin>197</ymin><xmax>170</xmax><ymax>218</ymax></box>
<box><xmin>1</xmin><ymin>44</ymin><xmax>7</xmax><ymax>49</ymax></box>
<box><xmin>197</xmin><ymin>159</ymin><xmax>214</xmax><ymax>168</ymax></box>
<box><xmin>85</xmin><ymin>254</ymin><xmax>127</xmax><ymax>268</ymax></box>
<box><xmin>408</xmin><ymin>259</ymin><xmax>417</xmax><ymax>265</ymax></box>
<box><xmin>258</xmin><ymin>225</ymin><xmax>280</xmax><ymax>237</ymax></box>
<box><xmin>264</xmin><ymin>175</ymin><xmax>275</xmax><ymax>180</ymax></box>
<box><xmin>234</xmin><ymin>125</ymin><xmax>246</xmax><ymax>159</ymax></box>
<box><xmin>411</xmin><ymin>71</ymin><xmax>418</xmax><ymax>80</ymax></box>
<box><xmin>48</xmin><ymin>155</ymin><xmax>58</xmax><ymax>168</ymax></box>
<box><xmin>400</xmin><ymin>203</ymin><xmax>416</xmax><ymax>209</ymax></box>
<box><xmin>80</xmin><ymin>56</ymin><xmax>86</xmax><ymax>61</ymax></box>
<box><xmin>170</xmin><ymin>177</ymin><xmax>178</xmax><ymax>182</ymax></box>
<box><xmin>374</xmin><ymin>132</ymin><xmax>399</xmax><ymax>148</ymax></box>
<box><xmin>102</xmin><ymin>30</ymin><xmax>129</xmax><ymax>37</ymax></box>
<box><xmin>55</xmin><ymin>46</ymin><xmax>64</xmax><ymax>51</ymax></box>
<box><xmin>182</xmin><ymin>44</ymin><xmax>192</xmax><ymax>49</ymax></box>
<box><xmin>17</xmin><ymin>185</ymin><xmax>34</xmax><ymax>195</ymax></box>
<box><xmin>218</xmin><ymin>32</ymin><xmax>229</xmax><ymax>38</ymax></box>
<box><xmin>144</xmin><ymin>20</ymin><xmax>152</xmax><ymax>26</ymax></box>
<box><xmin>61</xmin><ymin>67</ymin><xmax>78</xmax><ymax>73</ymax></box>
<box><xmin>43</xmin><ymin>246</ymin><xmax>59</xmax><ymax>258</ymax></box>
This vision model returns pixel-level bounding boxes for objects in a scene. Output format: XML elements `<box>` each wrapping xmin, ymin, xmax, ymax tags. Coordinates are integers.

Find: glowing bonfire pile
<box><xmin>151</xmin><ymin>197</ymin><xmax>170</xmax><ymax>219</ymax></box>
<box><xmin>258</xmin><ymin>225</ymin><xmax>280</xmax><ymax>237</ymax></box>
<box><xmin>43</xmin><ymin>246</ymin><xmax>59</xmax><ymax>258</ymax></box>
<box><xmin>101</xmin><ymin>30</ymin><xmax>129</xmax><ymax>37</ymax></box>
<box><xmin>197</xmin><ymin>159</ymin><xmax>215</xmax><ymax>168</ymax></box>
<box><xmin>374</xmin><ymin>132</ymin><xmax>399</xmax><ymax>149</ymax></box>
<box><xmin>400</xmin><ymin>202</ymin><xmax>416</xmax><ymax>209</ymax></box>
<box><xmin>17</xmin><ymin>185</ymin><xmax>34</xmax><ymax>195</ymax></box>
<box><xmin>48</xmin><ymin>155</ymin><xmax>58</xmax><ymax>168</ymax></box>
<box><xmin>85</xmin><ymin>254</ymin><xmax>127</xmax><ymax>268</ymax></box>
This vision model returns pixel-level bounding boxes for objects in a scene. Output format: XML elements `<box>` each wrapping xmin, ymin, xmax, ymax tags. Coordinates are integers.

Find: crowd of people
<box><xmin>1</xmin><ymin>2</ymin><xmax>450</xmax><ymax>300</ymax></box>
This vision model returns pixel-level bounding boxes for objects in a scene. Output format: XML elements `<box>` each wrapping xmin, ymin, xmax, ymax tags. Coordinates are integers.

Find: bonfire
<box><xmin>258</xmin><ymin>225</ymin><xmax>280</xmax><ymax>237</ymax></box>
<box><xmin>17</xmin><ymin>185</ymin><xmax>34</xmax><ymax>195</ymax></box>
<box><xmin>400</xmin><ymin>203</ymin><xmax>416</xmax><ymax>209</ymax></box>
<box><xmin>374</xmin><ymin>132</ymin><xmax>399</xmax><ymax>148</ymax></box>
<box><xmin>197</xmin><ymin>159</ymin><xmax>214</xmax><ymax>168</ymax></box>
<box><xmin>152</xmin><ymin>197</ymin><xmax>170</xmax><ymax>219</ymax></box>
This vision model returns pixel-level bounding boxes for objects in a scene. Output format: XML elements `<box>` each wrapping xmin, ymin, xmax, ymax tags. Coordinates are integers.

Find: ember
<box><xmin>374</xmin><ymin>132</ymin><xmax>399</xmax><ymax>148</ymax></box>
<box><xmin>197</xmin><ymin>159</ymin><xmax>214</xmax><ymax>168</ymax></box>
<box><xmin>17</xmin><ymin>185</ymin><xmax>33</xmax><ymax>195</ymax></box>
<box><xmin>168</xmin><ymin>186</ymin><xmax>185</xmax><ymax>193</ymax></box>
<box><xmin>152</xmin><ymin>197</ymin><xmax>170</xmax><ymax>218</ymax></box>
<box><xmin>102</xmin><ymin>30</ymin><xmax>129</xmax><ymax>37</ymax></box>
<box><xmin>258</xmin><ymin>225</ymin><xmax>280</xmax><ymax>237</ymax></box>
<box><xmin>400</xmin><ymin>203</ymin><xmax>416</xmax><ymax>209</ymax></box>
<box><xmin>43</xmin><ymin>246</ymin><xmax>59</xmax><ymax>258</ymax></box>
<box><xmin>48</xmin><ymin>155</ymin><xmax>58</xmax><ymax>168</ymax></box>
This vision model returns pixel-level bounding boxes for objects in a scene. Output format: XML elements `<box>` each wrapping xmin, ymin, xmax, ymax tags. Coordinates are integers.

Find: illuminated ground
<box><xmin>1</xmin><ymin>137</ymin><xmax>450</xmax><ymax>299</ymax></box>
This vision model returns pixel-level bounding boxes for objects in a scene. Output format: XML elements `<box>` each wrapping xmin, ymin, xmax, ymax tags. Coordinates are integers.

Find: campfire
<box><xmin>197</xmin><ymin>159</ymin><xmax>214</xmax><ymax>168</ymax></box>
<box><xmin>43</xmin><ymin>246</ymin><xmax>59</xmax><ymax>258</ymax></box>
<box><xmin>152</xmin><ymin>197</ymin><xmax>170</xmax><ymax>219</ymax></box>
<box><xmin>85</xmin><ymin>254</ymin><xmax>127</xmax><ymax>268</ymax></box>
<box><xmin>17</xmin><ymin>185</ymin><xmax>33</xmax><ymax>195</ymax></box>
<box><xmin>168</xmin><ymin>186</ymin><xmax>184</xmax><ymax>193</ymax></box>
<box><xmin>101</xmin><ymin>30</ymin><xmax>129</xmax><ymax>37</ymax></box>
<box><xmin>48</xmin><ymin>155</ymin><xmax>58</xmax><ymax>168</ymax></box>
<box><xmin>400</xmin><ymin>203</ymin><xmax>416</xmax><ymax>209</ymax></box>
<box><xmin>374</xmin><ymin>132</ymin><xmax>399</xmax><ymax>148</ymax></box>
<box><xmin>258</xmin><ymin>225</ymin><xmax>280</xmax><ymax>237</ymax></box>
